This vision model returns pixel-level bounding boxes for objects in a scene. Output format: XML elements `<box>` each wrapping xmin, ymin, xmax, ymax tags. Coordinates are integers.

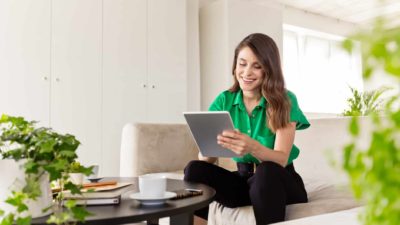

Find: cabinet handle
<box><xmin>56</xmin><ymin>78</ymin><xmax>60</xmax><ymax>82</ymax></box>
<box><xmin>151</xmin><ymin>85</ymin><xmax>155</xmax><ymax>89</ymax></box>
<box><xmin>142</xmin><ymin>84</ymin><xmax>147</xmax><ymax>88</ymax></box>
<box><xmin>43</xmin><ymin>76</ymin><xmax>48</xmax><ymax>81</ymax></box>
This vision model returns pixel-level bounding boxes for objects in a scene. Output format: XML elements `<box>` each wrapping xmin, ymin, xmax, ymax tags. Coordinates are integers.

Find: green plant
<box><xmin>69</xmin><ymin>161</ymin><xmax>87</xmax><ymax>174</ymax></box>
<box><xmin>0</xmin><ymin>115</ymin><xmax>93</xmax><ymax>225</ymax></box>
<box><xmin>342</xmin><ymin>15</ymin><xmax>400</xmax><ymax>225</ymax></box>
<box><xmin>342</xmin><ymin>86</ymin><xmax>390</xmax><ymax>116</ymax></box>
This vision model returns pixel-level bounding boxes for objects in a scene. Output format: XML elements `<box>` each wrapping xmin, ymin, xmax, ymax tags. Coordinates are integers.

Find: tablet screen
<box><xmin>183</xmin><ymin>111</ymin><xmax>239</xmax><ymax>158</ymax></box>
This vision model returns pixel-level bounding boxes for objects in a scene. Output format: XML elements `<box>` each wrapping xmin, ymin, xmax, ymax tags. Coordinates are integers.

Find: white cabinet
<box><xmin>147</xmin><ymin>0</ymin><xmax>187</xmax><ymax>122</ymax></box>
<box><xmin>0</xmin><ymin>0</ymin><xmax>51</xmax><ymax>127</ymax></box>
<box><xmin>51</xmin><ymin>0</ymin><xmax>102</xmax><ymax>167</ymax></box>
<box><xmin>0</xmin><ymin>0</ymin><xmax>102</xmax><ymax>167</ymax></box>
<box><xmin>200</xmin><ymin>0</ymin><xmax>283</xmax><ymax>109</ymax></box>
<box><xmin>1</xmin><ymin>0</ymin><xmax>193</xmax><ymax>176</ymax></box>
<box><xmin>102</xmin><ymin>0</ymin><xmax>148</xmax><ymax>176</ymax></box>
<box><xmin>102</xmin><ymin>0</ymin><xmax>188</xmax><ymax>176</ymax></box>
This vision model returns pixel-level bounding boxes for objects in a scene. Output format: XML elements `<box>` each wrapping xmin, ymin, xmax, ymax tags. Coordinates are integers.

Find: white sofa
<box><xmin>120</xmin><ymin>117</ymin><xmax>372</xmax><ymax>224</ymax></box>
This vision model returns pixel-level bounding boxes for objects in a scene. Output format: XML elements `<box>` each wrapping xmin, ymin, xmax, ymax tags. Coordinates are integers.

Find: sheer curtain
<box><xmin>283</xmin><ymin>25</ymin><xmax>363</xmax><ymax>114</ymax></box>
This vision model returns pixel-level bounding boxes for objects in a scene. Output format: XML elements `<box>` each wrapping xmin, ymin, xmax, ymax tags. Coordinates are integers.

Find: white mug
<box><xmin>139</xmin><ymin>174</ymin><xmax>167</xmax><ymax>198</ymax></box>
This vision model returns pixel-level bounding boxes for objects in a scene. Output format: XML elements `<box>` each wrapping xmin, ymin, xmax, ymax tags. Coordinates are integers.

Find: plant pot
<box><xmin>0</xmin><ymin>159</ymin><xmax>53</xmax><ymax>218</ymax></box>
<box><xmin>69</xmin><ymin>173</ymin><xmax>84</xmax><ymax>185</ymax></box>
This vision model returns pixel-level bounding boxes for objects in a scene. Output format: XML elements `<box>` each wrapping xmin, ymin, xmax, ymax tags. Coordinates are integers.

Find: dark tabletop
<box><xmin>31</xmin><ymin>177</ymin><xmax>215</xmax><ymax>225</ymax></box>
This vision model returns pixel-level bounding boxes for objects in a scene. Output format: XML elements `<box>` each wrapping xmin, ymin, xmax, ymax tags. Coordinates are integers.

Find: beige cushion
<box><xmin>120</xmin><ymin>123</ymin><xmax>198</xmax><ymax>176</ymax></box>
<box><xmin>272</xmin><ymin>207</ymin><xmax>363</xmax><ymax>225</ymax></box>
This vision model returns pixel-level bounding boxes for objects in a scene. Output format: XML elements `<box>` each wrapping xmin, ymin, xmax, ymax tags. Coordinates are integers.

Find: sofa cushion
<box><xmin>272</xmin><ymin>206</ymin><xmax>363</xmax><ymax>225</ymax></box>
<box><xmin>207</xmin><ymin>178</ymin><xmax>362</xmax><ymax>225</ymax></box>
<box><xmin>120</xmin><ymin>123</ymin><xmax>198</xmax><ymax>177</ymax></box>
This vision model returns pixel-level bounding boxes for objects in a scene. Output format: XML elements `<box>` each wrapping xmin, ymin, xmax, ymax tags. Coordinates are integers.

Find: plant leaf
<box><xmin>70</xmin><ymin>206</ymin><xmax>92</xmax><ymax>222</ymax></box>
<box><xmin>349</xmin><ymin>116</ymin><xmax>359</xmax><ymax>136</ymax></box>
<box><xmin>16</xmin><ymin>216</ymin><xmax>31</xmax><ymax>225</ymax></box>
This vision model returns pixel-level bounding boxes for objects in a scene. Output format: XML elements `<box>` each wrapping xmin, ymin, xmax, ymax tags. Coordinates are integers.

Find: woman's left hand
<box><xmin>217</xmin><ymin>130</ymin><xmax>259</xmax><ymax>156</ymax></box>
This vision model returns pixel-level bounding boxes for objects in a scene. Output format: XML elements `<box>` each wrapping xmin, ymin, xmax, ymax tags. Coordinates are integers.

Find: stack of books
<box><xmin>62</xmin><ymin>181</ymin><xmax>133</xmax><ymax>205</ymax></box>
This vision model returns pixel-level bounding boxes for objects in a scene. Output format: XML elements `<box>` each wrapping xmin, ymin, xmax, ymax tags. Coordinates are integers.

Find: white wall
<box><xmin>187</xmin><ymin>0</ymin><xmax>201</xmax><ymax>111</ymax></box>
<box><xmin>199</xmin><ymin>0</ymin><xmax>283</xmax><ymax>110</ymax></box>
<box><xmin>282</xmin><ymin>5</ymin><xmax>357</xmax><ymax>37</ymax></box>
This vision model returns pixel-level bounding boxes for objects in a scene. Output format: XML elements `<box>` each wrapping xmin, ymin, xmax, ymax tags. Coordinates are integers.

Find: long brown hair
<box><xmin>229</xmin><ymin>33</ymin><xmax>290</xmax><ymax>132</ymax></box>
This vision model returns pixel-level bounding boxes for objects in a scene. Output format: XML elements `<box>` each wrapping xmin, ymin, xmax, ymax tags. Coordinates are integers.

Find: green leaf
<box><xmin>47</xmin><ymin>212</ymin><xmax>70</xmax><ymax>225</ymax></box>
<box><xmin>70</xmin><ymin>206</ymin><xmax>92</xmax><ymax>222</ymax></box>
<box><xmin>59</xmin><ymin>150</ymin><xmax>76</xmax><ymax>158</ymax></box>
<box><xmin>24</xmin><ymin>160</ymin><xmax>39</xmax><ymax>174</ymax></box>
<box><xmin>16</xmin><ymin>216</ymin><xmax>31</xmax><ymax>225</ymax></box>
<box><xmin>349</xmin><ymin>116</ymin><xmax>359</xmax><ymax>136</ymax></box>
<box><xmin>343</xmin><ymin>143</ymin><xmax>355</xmax><ymax>171</ymax></box>
<box><xmin>0</xmin><ymin>214</ymin><xmax>14</xmax><ymax>225</ymax></box>
<box><xmin>22</xmin><ymin>175</ymin><xmax>42</xmax><ymax>199</ymax></box>
<box><xmin>5</xmin><ymin>192</ymin><xmax>29</xmax><ymax>213</ymax></box>
<box><xmin>64</xmin><ymin>181</ymin><xmax>82</xmax><ymax>195</ymax></box>
<box><xmin>363</xmin><ymin>65</ymin><xmax>374</xmax><ymax>79</ymax></box>
<box><xmin>79</xmin><ymin>165</ymin><xmax>94</xmax><ymax>176</ymax></box>
<box><xmin>64</xmin><ymin>199</ymin><xmax>77</xmax><ymax>209</ymax></box>
<box><xmin>342</xmin><ymin>39</ymin><xmax>354</xmax><ymax>53</ymax></box>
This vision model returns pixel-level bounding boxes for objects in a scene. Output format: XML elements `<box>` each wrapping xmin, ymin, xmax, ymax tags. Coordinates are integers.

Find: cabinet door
<box><xmin>103</xmin><ymin>0</ymin><xmax>147</xmax><ymax>176</ymax></box>
<box><xmin>51</xmin><ymin>0</ymin><xmax>102</xmax><ymax>167</ymax></box>
<box><xmin>0</xmin><ymin>0</ymin><xmax>50</xmax><ymax>126</ymax></box>
<box><xmin>147</xmin><ymin>0</ymin><xmax>187</xmax><ymax>122</ymax></box>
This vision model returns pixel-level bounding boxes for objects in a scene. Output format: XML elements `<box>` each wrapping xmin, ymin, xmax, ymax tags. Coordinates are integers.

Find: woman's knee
<box><xmin>183</xmin><ymin>160</ymin><xmax>210</xmax><ymax>182</ymax></box>
<box><xmin>252</xmin><ymin>161</ymin><xmax>285</xmax><ymax>182</ymax></box>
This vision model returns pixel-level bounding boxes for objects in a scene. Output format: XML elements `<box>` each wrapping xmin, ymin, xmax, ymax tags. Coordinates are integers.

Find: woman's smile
<box><xmin>241</xmin><ymin>76</ymin><xmax>257</xmax><ymax>84</ymax></box>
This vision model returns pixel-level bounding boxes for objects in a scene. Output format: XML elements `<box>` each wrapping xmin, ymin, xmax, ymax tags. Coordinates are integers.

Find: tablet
<box><xmin>183</xmin><ymin>111</ymin><xmax>239</xmax><ymax>158</ymax></box>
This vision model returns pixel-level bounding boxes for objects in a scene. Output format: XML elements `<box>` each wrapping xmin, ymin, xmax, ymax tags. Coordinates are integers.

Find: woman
<box><xmin>184</xmin><ymin>33</ymin><xmax>310</xmax><ymax>225</ymax></box>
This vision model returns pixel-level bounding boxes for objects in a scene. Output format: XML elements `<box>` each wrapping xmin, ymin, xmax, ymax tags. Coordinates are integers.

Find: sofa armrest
<box><xmin>120</xmin><ymin>123</ymin><xmax>199</xmax><ymax>177</ymax></box>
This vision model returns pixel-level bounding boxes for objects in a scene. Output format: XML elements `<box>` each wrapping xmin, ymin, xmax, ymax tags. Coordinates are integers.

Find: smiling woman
<box><xmin>183</xmin><ymin>33</ymin><xmax>310</xmax><ymax>225</ymax></box>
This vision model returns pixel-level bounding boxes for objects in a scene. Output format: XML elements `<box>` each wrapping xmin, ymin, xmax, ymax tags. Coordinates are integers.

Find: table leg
<box><xmin>170</xmin><ymin>212</ymin><xmax>194</xmax><ymax>225</ymax></box>
<box><xmin>146</xmin><ymin>218</ymin><xmax>159</xmax><ymax>225</ymax></box>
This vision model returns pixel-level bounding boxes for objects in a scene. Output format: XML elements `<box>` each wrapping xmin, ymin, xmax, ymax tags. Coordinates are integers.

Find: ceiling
<box><xmin>200</xmin><ymin>0</ymin><xmax>400</xmax><ymax>27</ymax></box>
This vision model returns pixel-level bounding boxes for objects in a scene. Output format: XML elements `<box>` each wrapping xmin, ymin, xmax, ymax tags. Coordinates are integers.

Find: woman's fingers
<box><xmin>221</xmin><ymin>130</ymin><xmax>240</xmax><ymax>139</ymax></box>
<box><xmin>217</xmin><ymin>136</ymin><xmax>247</xmax><ymax>156</ymax></box>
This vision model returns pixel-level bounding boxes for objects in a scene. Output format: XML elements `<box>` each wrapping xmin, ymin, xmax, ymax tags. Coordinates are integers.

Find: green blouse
<box><xmin>209</xmin><ymin>90</ymin><xmax>310</xmax><ymax>165</ymax></box>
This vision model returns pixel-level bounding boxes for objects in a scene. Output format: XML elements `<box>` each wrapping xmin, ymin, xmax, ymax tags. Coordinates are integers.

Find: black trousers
<box><xmin>183</xmin><ymin>160</ymin><xmax>308</xmax><ymax>225</ymax></box>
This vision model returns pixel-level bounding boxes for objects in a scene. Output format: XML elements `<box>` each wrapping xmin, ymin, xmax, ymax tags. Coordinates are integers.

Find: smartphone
<box><xmin>171</xmin><ymin>188</ymin><xmax>203</xmax><ymax>200</ymax></box>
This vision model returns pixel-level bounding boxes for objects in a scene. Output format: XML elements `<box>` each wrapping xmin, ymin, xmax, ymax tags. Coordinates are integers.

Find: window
<box><xmin>283</xmin><ymin>24</ymin><xmax>363</xmax><ymax>114</ymax></box>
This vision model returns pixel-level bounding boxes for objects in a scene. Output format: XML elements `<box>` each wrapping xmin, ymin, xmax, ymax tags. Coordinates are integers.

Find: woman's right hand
<box><xmin>198</xmin><ymin>152</ymin><xmax>217</xmax><ymax>164</ymax></box>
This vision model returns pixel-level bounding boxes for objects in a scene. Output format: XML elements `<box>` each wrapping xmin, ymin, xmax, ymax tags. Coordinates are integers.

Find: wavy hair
<box><xmin>229</xmin><ymin>33</ymin><xmax>290</xmax><ymax>132</ymax></box>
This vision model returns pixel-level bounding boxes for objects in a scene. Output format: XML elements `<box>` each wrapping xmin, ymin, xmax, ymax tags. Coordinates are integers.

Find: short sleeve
<box><xmin>287</xmin><ymin>91</ymin><xmax>310</xmax><ymax>130</ymax></box>
<box><xmin>208</xmin><ymin>92</ymin><xmax>226</xmax><ymax>111</ymax></box>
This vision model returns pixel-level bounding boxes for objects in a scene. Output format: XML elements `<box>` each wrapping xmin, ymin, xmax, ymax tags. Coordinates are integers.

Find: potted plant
<box><xmin>342</xmin><ymin>86</ymin><xmax>390</xmax><ymax>116</ymax></box>
<box><xmin>0</xmin><ymin>114</ymin><xmax>93</xmax><ymax>225</ymax></box>
<box><xmin>68</xmin><ymin>161</ymin><xmax>89</xmax><ymax>186</ymax></box>
<box><xmin>341</xmin><ymin>16</ymin><xmax>400</xmax><ymax>225</ymax></box>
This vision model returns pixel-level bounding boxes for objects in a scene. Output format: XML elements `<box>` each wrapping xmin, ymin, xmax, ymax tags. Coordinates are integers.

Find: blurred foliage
<box><xmin>0</xmin><ymin>115</ymin><xmax>92</xmax><ymax>225</ymax></box>
<box><xmin>342</xmin><ymin>86</ymin><xmax>390</xmax><ymax>116</ymax></box>
<box><xmin>342</xmin><ymin>12</ymin><xmax>400</xmax><ymax>225</ymax></box>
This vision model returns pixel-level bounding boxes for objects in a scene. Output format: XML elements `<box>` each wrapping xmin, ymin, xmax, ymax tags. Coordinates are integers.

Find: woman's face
<box><xmin>235</xmin><ymin>46</ymin><xmax>264</xmax><ymax>93</ymax></box>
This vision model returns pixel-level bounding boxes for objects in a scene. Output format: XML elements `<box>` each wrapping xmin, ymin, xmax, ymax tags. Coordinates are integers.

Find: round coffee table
<box><xmin>31</xmin><ymin>177</ymin><xmax>215</xmax><ymax>225</ymax></box>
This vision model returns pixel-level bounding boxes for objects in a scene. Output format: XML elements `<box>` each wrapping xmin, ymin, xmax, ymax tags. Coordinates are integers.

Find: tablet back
<box><xmin>183</xmin><ymin>111</ymin><xmax>238</xmax><ymax>158</ymax></box>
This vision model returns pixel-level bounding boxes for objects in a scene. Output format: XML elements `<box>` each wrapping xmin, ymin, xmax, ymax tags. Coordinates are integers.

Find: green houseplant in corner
<box><xmin>342</xmin><ymin>15</ymin><xmax>400</xmax><ymax>225</ymax></box>
<box><xmin>342</xmin><ymin>86</ymin><xmax>390</xmax><ymax>116</ymax></box>
<box><xmin>0</xmin><ymin>114</ymin><xmax>93</xmax><ymax>225</ymax></box>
